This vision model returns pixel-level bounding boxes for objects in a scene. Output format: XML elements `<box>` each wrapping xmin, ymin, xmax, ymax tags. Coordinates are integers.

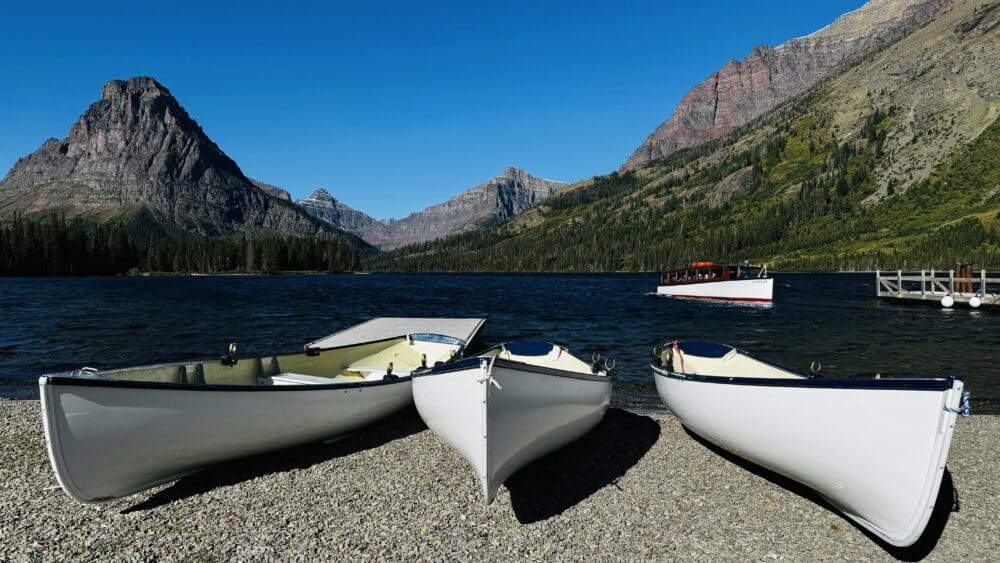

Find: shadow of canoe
<box><xmin>122</xmin><ymin>408</ymin><xmax>427</xmax><ymax>513</ymax></box>
<box><xmin>684</xmin><ymin>426</ymin><xmax>957</xmax><ymax>561</ymax></box>
<box><xmin>505</xmin><ymin>408</ymin><xmax>661</xmax><ymax>524</ymax></box>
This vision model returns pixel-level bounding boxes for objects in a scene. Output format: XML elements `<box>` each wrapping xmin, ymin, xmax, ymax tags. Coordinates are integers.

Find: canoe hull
<box><xmin>656</xmin><ymin>277</ymin><xmax>773</xmax><ymax>302</ymax></box>
<box><xmin>39</xmin><ymin>376</ymin><xmax>413</xmax><ymax>503</ymax></box>
<box><xmin>413</xmin><ymin>359</ymin><xmax>611</xmax><ymax>502</ymax></box>
<box><xmin>652</xmin><ymin>365</ymin><xmax>964</xmax><ymax>547</ymax></box>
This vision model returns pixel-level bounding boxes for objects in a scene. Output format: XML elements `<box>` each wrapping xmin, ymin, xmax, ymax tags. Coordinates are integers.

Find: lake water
<box><xmin>1</xmin><ymin>273</ymin><xmax>997</xmax><ymax>413</ymax></box>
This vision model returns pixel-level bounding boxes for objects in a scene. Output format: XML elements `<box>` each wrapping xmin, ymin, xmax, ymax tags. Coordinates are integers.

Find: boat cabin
<box><xmin>659</xmin><ymin>262</ymin><xmax>766</xmax><ymax>286</ymax></box>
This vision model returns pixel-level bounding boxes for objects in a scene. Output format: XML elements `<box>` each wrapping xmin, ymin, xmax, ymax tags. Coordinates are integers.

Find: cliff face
<box><xmin>0</xmin><ymin>77</ymin><xmax>346</xmax><ymax>239</ymax></box>
<box><xmin>297</xmin><ymin>166</ymin><xmax>567</xmax><ymax>249</ymax></box>
<box><xmin>622</xmin><ymin>0</ymin><xmax>958</xmax><ymax>170</ymax></box>
<box><xmin>249</xmin><ymin>179</ymin><xmax>292</xmax><ymax>201</ymax></box>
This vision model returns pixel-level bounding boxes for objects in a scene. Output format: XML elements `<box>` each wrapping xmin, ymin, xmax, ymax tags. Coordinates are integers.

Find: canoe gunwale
<box><xmin>413</xmin><ymin>356</ymin><xmax>609</xmax><ymax>382</ymax></box>
<box><xmin>40</xmin><ymin>332</ymin><xmax>458</xmax><ymax>384</ymax></box>
<box><xmin>650</xmin><ymin>364</ymin><xmax>960</xmax><ymax>392</ymax></box>
<box><xmin>39</xmin><ymin>373</ymin><xmax>412</xmax><ymax>393</ymax></box>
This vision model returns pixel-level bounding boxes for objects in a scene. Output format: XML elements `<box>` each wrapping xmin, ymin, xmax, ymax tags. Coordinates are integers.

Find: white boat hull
<box><xmin>413</xmin><ymin>358</ymin><xmax>611</xmax><ymax>502</ymax></box>
<box><xmin>39</xmin><ymin>376</ymin><xmax>413</xmax><ymax>503</ymax></box>
<box><xmin>656</xmin><ymin>277</ymin><xmax>773</xmax><ymax>302</ymax></box>
<box><xmin>652</xmin><ymin>364</ymin><xmax>965</xmax><ymax>547</ymax></box>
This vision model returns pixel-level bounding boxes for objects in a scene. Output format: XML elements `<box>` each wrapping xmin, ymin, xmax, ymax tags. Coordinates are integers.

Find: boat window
<box><xmin>409</xmin><ymin>333</ymin><xmax>465</xmax><ymax>346</ymax></box>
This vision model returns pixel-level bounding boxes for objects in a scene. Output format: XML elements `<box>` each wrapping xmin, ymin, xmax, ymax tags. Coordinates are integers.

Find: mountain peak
<box><xmin>101</xmin><ymin>76</ymin><xmax>172</xmax><ymax>101</ymax></box>
<box><xmin>309</xmin><ymin>187</ymin><xmax>333</xmax><ymax>200</ymax></box>
<box><xmin>0</xmin><ymin>77</ymin><xmax>352</xmax><ymax>241</ymax></box>
<box><xmin>493</xmin><ymin>166</ymin><xmax>566</xmax><ymax>186</ymax></box>
<box><xmin>297</xmin><ymin>168</ymin><xmax>567</xmax><ymax>249</ymax></box>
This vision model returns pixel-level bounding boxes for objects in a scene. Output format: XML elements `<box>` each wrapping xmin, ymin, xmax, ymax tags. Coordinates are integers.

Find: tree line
<box><xmin>0</xmin><ymin>214</ymin><xmax>361</xmax><ymax>275</ymax></box>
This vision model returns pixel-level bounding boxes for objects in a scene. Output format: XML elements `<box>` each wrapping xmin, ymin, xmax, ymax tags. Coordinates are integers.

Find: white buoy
<box><xmin>941</xmin><ymin>295</ymin><xmax>954</xmax><ymax>308</ymax></box>
<box><xmin>969</xmin><ymin>296</ymin><xmax>981</xmax><ymax>308</ymax></box>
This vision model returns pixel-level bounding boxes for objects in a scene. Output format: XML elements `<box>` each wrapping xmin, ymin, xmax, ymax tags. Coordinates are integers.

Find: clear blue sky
<box><xmin>0</xmin><ymin>0</ymin><xmax>864</xmax><ymax>219</ymax></box>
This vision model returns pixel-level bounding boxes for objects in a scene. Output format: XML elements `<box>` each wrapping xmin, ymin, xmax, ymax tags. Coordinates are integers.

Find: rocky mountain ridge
<box><xmin>296</xmin><ymin>166</ymin><xmax>568</xmax><ymax>248</ymax></box>
<box><xmin>371</xmin><ymin>0</ymin><xmax>1000</xmax><ymax>272</ymax></box>
<box><xmin>622</xmin><ymin>0</ymin><xmax>959</xmax><ymax>170</ymax></box>
<box><xmin>0</xmin><ymin>77</ymin><xmax>354</xmax><ymax>242</ymax></box>
<box><xmin>296</xmin><ymin>188</ymin><xmax>393</xmax><ymax>247</ymax></box>
<box><xmin>249</xmin><ymin>179</ymin><xmax>292</xmax><ymax>201</ymax></box>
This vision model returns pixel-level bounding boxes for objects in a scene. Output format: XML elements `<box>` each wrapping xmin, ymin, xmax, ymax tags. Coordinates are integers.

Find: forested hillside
<box><xmin>367</xmin><ymin>112</ymin><xmax>1000</xmax><ymax>272</ymax></box>
<box><xmin>368</xmin><ymin>3</ymin><xmax>1000</xmax><ymax>272</ymax></box>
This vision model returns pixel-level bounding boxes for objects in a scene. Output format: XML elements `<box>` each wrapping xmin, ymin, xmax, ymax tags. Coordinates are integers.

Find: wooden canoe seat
<box><xmin>347</xmin><ymin>345</ymin><xmax>423</xmax><ymax>375</ymax></box>
<box><xmin>201</xmin><ymin>361</ymin><xmax>258</xmax><ymax>385</ymax></box>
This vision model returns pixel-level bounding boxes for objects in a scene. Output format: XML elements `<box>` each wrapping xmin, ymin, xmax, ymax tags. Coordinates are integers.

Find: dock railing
<box><xmin>875</xmin><ymin>269</ymin><xmax>1000</xmax><ymax>307</ymax></box>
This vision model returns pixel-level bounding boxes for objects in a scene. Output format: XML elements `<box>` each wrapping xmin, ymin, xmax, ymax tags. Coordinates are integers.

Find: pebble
<box><xmin>0</xmin><ymin>399</ymin><xmax>997</xmax><ymax>561</ymax></box>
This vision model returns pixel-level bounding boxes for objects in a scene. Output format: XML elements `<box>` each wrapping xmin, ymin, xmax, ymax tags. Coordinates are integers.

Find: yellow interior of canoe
<box><xmin>83</xmin><ymin>336</ymin><xmax>459</xmax><ymax>386</ymax></box>
<box><xmin>481</xmin><ymin>343</ymin><xmax>602</xmax><ymax>376</ymax></box>
<box><xmin>662</xmin><ymin>346</ymin><xmax>803</xmax><ymax>379</ymax></box>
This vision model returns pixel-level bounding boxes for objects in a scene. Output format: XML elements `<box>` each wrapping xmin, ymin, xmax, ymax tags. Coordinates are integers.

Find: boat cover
<box><xmin>504</xmin><ymin>341</ymin><xmax>555</xmax><ymax>356</ymax></box>
<box><xmin>306</xmin><ymin>318</ymin><xmax>486</xmax><ymax>350</ymax></box>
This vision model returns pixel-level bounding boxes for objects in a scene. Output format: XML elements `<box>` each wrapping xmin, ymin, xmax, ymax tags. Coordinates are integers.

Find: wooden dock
<box><xmin>876</xmin><ymin>268</ymin><xmax>1000</xmax><ymax>308</ymax></box>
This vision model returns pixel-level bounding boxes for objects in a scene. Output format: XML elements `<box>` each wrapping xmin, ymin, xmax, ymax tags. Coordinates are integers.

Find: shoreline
<box><xmin>2</xmin><ymin>399</ymin><xmax>996</xmax><ymax>560</ymax></box>
<box><xmin>0</xmin><ymin>270</ymin><xmax>911</xmax><ymax>278</ymax></box>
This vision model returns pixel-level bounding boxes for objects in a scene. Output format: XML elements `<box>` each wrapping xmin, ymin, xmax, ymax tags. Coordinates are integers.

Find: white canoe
<box><xmin>413</xmin><ymin>341</ymin><xmax>612</xmax><ymax>503</ymax></box>
<box><xmin>651</xmin><ymin>340</ymin><xmax>969</xmax><ymax>547</ymax></box>
<box><xmin>40</xmin><ymin>333</ymin><xmax>466</xmax><ymax>503</ymax></box>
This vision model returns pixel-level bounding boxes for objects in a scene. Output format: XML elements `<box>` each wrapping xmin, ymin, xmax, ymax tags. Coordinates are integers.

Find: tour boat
<box><xmin>651</xmin><ymin>340</ymin><xmax>969</xmax><ymax>547</ymax></box>
<box><xmin>39</xmin><ymin>333</ymin><xmax>466</xmax><ymax>503</ymax></box>
<box><xmin>412</xmin><ymin>341</ymin><xmax>612</xmax><ymax>503</ymax></box>
<box><xmin>656</xmin><ymin>261</ymin><xmax>773</xmax><ymax>302</ymax></box>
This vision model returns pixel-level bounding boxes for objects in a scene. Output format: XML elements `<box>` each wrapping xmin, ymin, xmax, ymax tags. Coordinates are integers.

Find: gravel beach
<box><xmin>1</xmin><ymin>399</ymin><xmax>996</xmax><ymax>561</ymax></box>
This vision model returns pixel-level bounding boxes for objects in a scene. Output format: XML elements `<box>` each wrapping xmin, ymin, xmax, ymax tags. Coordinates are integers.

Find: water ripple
<box><xmin>1</xmin><ymin>273</ymin><xmax>998</xmax><ymax>413</ymax></box>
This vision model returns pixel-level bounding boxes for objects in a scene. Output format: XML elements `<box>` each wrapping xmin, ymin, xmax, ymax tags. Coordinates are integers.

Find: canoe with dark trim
<box><xmin>651</xmin><ymin>340</ymin><xmax>969</xmax><ymax>547</ymax></box>
<box><xmin>40</xmin><ymin>333</ymin><xmax>466</xmax><ymax>504</ymax></box>
<box><xmin>413</xmin><ymin>341</ymin><xmax>612</xmax><ymax>503</ymax></box>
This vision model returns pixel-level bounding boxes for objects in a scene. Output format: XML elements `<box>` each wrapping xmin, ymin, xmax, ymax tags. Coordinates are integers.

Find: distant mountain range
<box><xmin>3</xmin><ymin>0</ymin><xmax>998</xmax><ymax>274</ymax></box>
<box><xmin>0</xmin><ymin>77</ymin><xmax>562</xmax><ymax>251</ymax></box>
<box><xmin>295</xmin><ymin>167</ymin><xmax>567</xmax><ymax>248</ymax></box>
<box><xmin>371</xmin><ymin>0</ymin><xmax>1000</xmax><ymax>272</ymax></box>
